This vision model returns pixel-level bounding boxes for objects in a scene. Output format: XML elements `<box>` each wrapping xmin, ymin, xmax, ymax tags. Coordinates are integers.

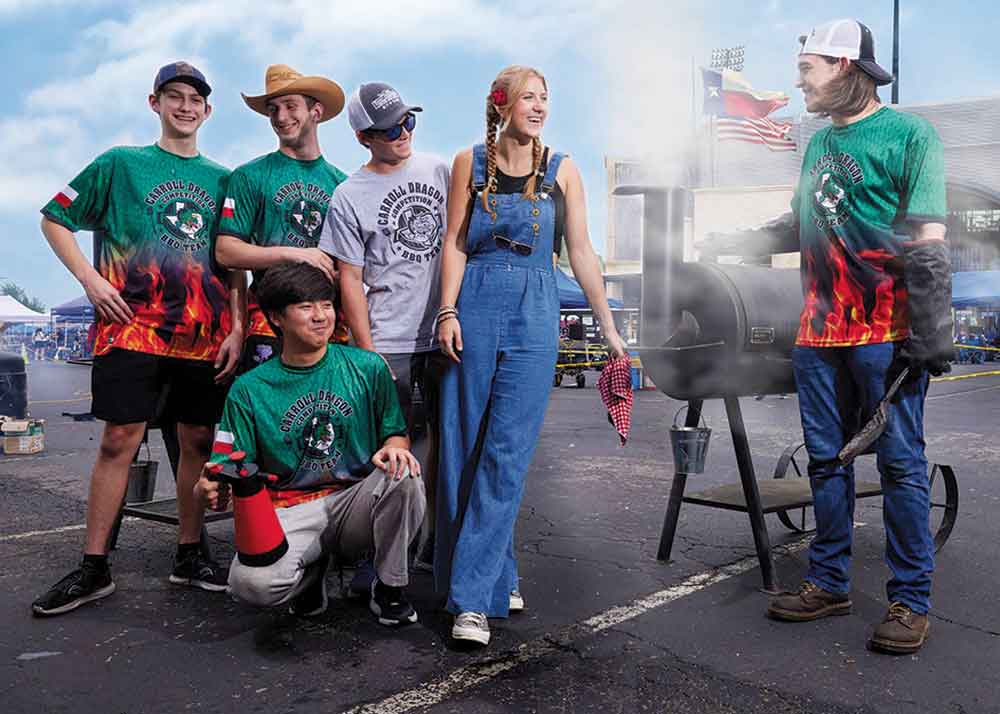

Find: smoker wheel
<box><xmin>772</xmin><ymin>442</ymin><xmax>816</xmax><ymax>534</ymax></box>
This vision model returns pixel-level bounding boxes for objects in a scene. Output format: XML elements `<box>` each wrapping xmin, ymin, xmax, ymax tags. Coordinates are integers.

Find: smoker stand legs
<box><xmin>657</xmin><ymin>397</ymin><xmax>780</xmax><ymax>593</ymax></box>
<box><xmin>656</xmin><ymin>400</ymin><xmax>701</xmax><ymax>561</ymax></box>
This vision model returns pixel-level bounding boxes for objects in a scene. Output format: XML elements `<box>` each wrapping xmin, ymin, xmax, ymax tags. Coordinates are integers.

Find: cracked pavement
<box><xmin>1</xmin><ymin>361</ymin><xmax>998</xmax><ymax>713</ymax></box>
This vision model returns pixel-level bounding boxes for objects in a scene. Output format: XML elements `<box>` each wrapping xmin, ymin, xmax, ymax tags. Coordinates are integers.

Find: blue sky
<box><xmin>2</xmin><ymin>0</ymin><xmax>998</xmax><ymax>308</ymax></box>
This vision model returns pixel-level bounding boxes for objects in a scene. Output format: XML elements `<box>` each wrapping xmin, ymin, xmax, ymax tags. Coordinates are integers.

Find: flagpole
<box><xmin>691</xmin><ymin>57</ymin><xmax>696</xmax><ymax>139</ymax></box>
<box><xmin>711</xmin><ymin>115</ymin><xmax>717</xmax><ymax>188</ymax></box>
<box><xmin>891</xmin><ymin>0</ymin><xmax>900</xmax><ymax>104</ymax></box>
<box><xmin>691</xmin><ymin>56</ymin><xmax>698</xmax><ymax>187</ymax></box>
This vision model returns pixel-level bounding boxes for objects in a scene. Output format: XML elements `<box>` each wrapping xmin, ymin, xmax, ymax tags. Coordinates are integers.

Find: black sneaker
<box><xmin>169</xmin><ymin>551</ymin><xmax>228</xmax><ymax>592</ymax></box>
<box><xmin>32</xmin><ymin>561</ymin><xmax>116</xmax><ymax>617</ymax></box>
<box><xmin>289</xmin><ymin>558</ymin><xmax>329</xmax><ymax>618</ymax></box>
<box><xmin>347</xmin><ymin>559</ymin><xmax>376</xmax><ymax>599</ymax></box>
<box><xmin>412</xmin><ymin>535</ymin><xmax>434</xmax><ymax>574</ymax></box>
<box><xmin>369</xmin><ymin>579</ymin><xmax>418</xmax><ymax>626</ymax></box>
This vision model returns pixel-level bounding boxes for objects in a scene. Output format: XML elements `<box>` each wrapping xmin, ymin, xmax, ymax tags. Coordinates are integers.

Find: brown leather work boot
<box><xmin>868</xmin><ymin>602</ymin><xmax>929</xmax><ymax>654</ymax></box>
<box><xmin>767</xmin><ymin>580</ymin><xmax>852</xmax><ymax>621</ymax></box>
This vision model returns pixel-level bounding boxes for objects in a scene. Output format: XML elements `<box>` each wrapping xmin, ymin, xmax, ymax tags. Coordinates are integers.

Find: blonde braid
<box><xmin>482</xmin><ymin>109</ymin><xmax>500</xmax><ymax>218</ymax></box>
<box><xmin>524</xmin><ymin>136</ymin><xmax>543</xmax><ymax>200</ymax></box>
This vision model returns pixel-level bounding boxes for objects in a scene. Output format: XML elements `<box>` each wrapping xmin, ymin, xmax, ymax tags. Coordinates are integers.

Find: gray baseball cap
<box><xmin>347</xmin><ymin>82</ymin><xmax>422</xmax><ymax>132</ymax></box>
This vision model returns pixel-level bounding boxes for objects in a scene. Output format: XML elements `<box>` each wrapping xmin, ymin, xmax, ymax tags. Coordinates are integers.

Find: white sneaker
<box><xmin>452</xmin><ymin>611</ymin><xmax>490</xmax><ymax>645</ymax></box>
<box><xmin>509</xmin><ymin>590</ymin><xmax>524</xmax><ymax>612</ymax></box>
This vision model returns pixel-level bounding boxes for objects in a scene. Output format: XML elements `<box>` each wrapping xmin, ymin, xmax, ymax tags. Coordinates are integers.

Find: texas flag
<box><xmin>702</xmin><ymin>68</ymin><xmax>789</xmax><ymax>118</ymax></box>
<box><xmin>53</xmin><ymin>185</ymin><xmax>78</xmax><ymax>209</ymax></box>
<box><xmin>221</xmin><ymin>197</ymin><xmax>235</xmax><ymax>219</ymax></box>
<box><xmin>213</xmin><ymin>429</ymin><xmax>235</xmax><ymax>456</ymax></box>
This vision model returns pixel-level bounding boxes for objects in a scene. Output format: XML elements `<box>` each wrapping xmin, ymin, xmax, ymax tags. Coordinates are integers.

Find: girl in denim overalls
<box><xmin>435</xmin><ymin>66</ymin><xmax>626</xmax><ymax>645</ymax></box>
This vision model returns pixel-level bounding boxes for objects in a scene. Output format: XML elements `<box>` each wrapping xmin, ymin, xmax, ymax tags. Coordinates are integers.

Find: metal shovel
<box><xmin>837</xmin><ymin>367</ymin><xmax>910</xmax><ymax>466</ymax></box>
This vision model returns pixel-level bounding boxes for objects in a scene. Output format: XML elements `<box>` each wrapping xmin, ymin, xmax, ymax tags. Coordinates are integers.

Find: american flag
<box><xmin>716</xmin><ymin>116</ymin><xmax>796</xmax><ymax>152</ymax></box>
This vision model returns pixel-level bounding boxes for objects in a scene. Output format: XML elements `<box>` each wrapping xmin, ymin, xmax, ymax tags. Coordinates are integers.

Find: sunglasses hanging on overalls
<box><xmin>493</xmin><ymin>234</ymin><xmax>534</xmax><ymax>255</ymax></box>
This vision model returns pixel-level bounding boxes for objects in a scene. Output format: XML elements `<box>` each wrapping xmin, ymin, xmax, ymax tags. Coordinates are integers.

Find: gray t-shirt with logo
<box><xmin>320</xmin><ymin>152</ymin><xmax>449</xmax><ymax>354</ymax></box>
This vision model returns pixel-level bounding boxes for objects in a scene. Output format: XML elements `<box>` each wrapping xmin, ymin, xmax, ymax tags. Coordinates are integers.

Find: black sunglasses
<box><xmin>494</xmin><ymin>234</ymin><xmax>533</xmax><ymax>256</ymax></box>
<box><xmin>369</xmin><ymin>113</ymin><xmax>416</xmax><ymax>141</ymax></box>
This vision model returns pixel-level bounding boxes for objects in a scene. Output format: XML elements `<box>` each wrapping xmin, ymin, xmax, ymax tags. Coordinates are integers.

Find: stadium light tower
<box><xmin>710</xmin><ymin>45</ymin><xmax>745</xmax><ymax>72</ymax></box>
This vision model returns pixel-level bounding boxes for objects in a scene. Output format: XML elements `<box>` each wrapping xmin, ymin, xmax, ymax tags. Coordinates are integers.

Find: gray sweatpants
<box><xmin>228</xmin><ymin>469</ymin><xmax>426</xmax><ymax>608</ymax></box>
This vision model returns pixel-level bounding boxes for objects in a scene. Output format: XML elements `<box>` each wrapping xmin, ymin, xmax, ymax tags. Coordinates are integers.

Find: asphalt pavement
<box><xmin>1</xmin><ymin>359</ymin><xmax>998</xmax><ymax>714</ymax></box>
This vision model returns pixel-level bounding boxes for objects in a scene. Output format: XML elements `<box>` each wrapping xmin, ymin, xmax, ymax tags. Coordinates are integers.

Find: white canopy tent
<box><xmin>0</xmin><ymin>295</ymin><xmax>48</xmax><ymax>323</ymax></box>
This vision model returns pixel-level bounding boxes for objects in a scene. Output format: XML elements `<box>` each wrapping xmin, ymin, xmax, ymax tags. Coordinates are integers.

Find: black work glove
<box><xmin>891</xmin><ymin>240</ymin><xmax>953</xmax><ymax>382</ymax></box>
<box><xmin>699</xmin><ymin>212</ymin><xmax>799</xmax><ymax>256</ymax></box>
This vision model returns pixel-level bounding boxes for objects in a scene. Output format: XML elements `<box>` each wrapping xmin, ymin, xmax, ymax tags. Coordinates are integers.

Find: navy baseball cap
<box><xmin>153</xmin><ymin>61</ymin><xmax>212</xmax><ymax>97</ymax></box>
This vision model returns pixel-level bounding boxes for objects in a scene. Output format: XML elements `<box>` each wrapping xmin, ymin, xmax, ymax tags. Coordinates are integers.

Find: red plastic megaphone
<box><xmin>206</xmin><ymin>451</ymin><xmax>288</xmax><ymax>567</ymax></box>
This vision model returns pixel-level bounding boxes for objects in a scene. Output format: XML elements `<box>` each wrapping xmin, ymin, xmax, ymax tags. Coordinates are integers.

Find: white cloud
<box><xmin>0</xmin><ymin>0</ymin><xmax>104</xmax><ymax>14</ymax></box>
<box><xmin>1</xmin><ymin>0</ymin><xmax>629</xmax><ymax>218</ymax></box>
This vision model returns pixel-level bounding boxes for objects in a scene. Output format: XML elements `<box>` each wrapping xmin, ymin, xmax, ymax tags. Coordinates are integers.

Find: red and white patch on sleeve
<box><xmin>212</xmin><ymin>429</ymin><xmax>235</xmax><ymax>455</ymax></box>
<box><xmin>53</xmin><ymin>185</ymin><xmax>78</xmax><ymax>208</ymax></box>
<box><xmin>221</xmin><ymin>197</ymin><xmax>235</xmax><ymax>219</ymax></box>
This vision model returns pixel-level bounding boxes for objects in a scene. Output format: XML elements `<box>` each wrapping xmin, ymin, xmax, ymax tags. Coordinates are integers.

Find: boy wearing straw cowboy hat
<box><xmin>216</xmin><ymin>64</ymin><xmax>350</xmax><ymax>373</ymax></box>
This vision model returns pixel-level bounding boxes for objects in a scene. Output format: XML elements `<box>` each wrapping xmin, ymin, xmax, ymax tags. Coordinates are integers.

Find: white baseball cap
<box><xmin>799</xmin><ymin>19</ymin><xmax>894</xmax><ymax>86</ymax></box>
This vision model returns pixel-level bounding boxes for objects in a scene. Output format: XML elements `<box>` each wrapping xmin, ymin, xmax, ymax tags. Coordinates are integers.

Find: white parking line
<box><xmin>344</xmin><ymin>534</ymin><xmax>817</xmax><ymax>714</ymax></box>
<box><xmin>0</xmin><ymin>519</ymin><xmax>140</xmax><ymax>543</ymax></box>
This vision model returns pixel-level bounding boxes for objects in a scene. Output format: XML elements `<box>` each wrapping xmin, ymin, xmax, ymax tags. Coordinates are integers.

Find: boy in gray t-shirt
<box><xmin>319</xmin><ymin>82</ymin><xmax>449</xmax><ymax>570</ymax></box>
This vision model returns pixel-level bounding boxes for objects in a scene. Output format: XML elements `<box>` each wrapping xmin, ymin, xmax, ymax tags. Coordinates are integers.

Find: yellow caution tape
<box><xmin>931</xmin><ymin>369</ymin><xmax>1000</xmax><ymax>383</ymax></box>
<box><xmin>954</xmin><ymin>342</ymin><xmax>1000</xmax><ymax>352</ymax></box>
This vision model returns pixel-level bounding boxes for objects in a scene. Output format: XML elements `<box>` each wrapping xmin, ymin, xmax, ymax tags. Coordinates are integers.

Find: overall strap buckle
<box><xmin>471</xmin><ymin>143</ymin><xmax>488</xmax><ymax>192</ymax></box>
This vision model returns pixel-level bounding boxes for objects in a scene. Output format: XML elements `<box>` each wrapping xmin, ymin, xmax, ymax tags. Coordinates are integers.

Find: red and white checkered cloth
<box><xmin>597</xmin><ymin>356</ymin><xmax>633</xmax><ymax>446</ymax></box>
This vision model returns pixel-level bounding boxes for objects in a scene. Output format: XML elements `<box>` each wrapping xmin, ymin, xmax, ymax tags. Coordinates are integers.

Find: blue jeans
<box><xmin>793</xmin><ymin>343</ymin><xmax>934</xmax><ymax>613</ymax></box>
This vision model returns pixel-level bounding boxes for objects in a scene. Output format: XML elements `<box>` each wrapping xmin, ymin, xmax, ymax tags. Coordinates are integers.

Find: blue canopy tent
<box><xmin>952</xmin><ymin>271</ymin><xmax>1000</xmax><ymax>309</ymax></box>
<box><xmin>557</xmin><ymin>268</ymin><xmax>623</xmax><ymax>309</ymax></box>
<box><xmin>50</xmin><ymin>295</ymin><xmax>95</xmax><ymax>322</ymax></box>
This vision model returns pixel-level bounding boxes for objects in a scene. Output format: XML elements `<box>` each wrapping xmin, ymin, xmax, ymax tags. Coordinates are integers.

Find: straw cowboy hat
<box><xmin>242</xmin><ymin>64</ymin><xmax>345</xmax><ymax>122</ymax></box>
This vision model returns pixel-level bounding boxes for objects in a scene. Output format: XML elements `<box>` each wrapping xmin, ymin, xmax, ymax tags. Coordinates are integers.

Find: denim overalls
<box><xmin>435</xmin><ymin>143</ymin><xmax>564</xmax><ymax>617</ymax></box>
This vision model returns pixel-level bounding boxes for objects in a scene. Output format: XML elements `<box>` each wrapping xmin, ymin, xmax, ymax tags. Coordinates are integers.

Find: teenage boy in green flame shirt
<box><xmin>215</xmin><ymin>64</ymin><xmax>349</xmax><ymax>370</ymax></box>
<box><xmin>33</xmin><ymin>62</ymin><xmax>245</xmax><ymax>618</ymax></box>
<box><xmin>196</xmin><ymin>262</ymin><xmax>426</xmax><ymax>626</ymax></box>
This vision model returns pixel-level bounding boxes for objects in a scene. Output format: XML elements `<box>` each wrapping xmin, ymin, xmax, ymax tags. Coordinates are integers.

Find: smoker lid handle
<box><xmin>613</xmin><ymin>184</ymin><xmax>673</xmax><ymax>197</ymax></box>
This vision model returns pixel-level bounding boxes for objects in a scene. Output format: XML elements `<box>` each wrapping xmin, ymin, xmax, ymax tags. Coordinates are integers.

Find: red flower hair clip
<box><xmin>490</xmin><ymin>88</ymin><xmax>507</xmax><ymax>106</ymax></box>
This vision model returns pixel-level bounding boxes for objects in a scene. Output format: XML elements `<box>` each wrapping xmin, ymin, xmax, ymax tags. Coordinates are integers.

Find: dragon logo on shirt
<box><xmin>163</xmin><ymin>201</ymin><xmax>205</xmax><ymax>241</ymax></box>
<box><xmin>377</xmin><ymin>180</ymin><xmax>445</xmax><ymax>264</ymax></box>
<box><xmin>287</xmin><ymin>198</ymin><xmax>325</xmax><ymax>241</ymax></box>
<box><xmin>145</xmin><ymin>181</ymin><xmax>217</xmax><ymax>253</ymax></box>
<box><xmin>280</xmin><ymin>389</ymin><xmax>355</xmax><ymax>478</ymax></box>
<box><xmin>395</xmin><ymin>204</ymin><xmax>442</xmax><ymax>253</ymax></box>
<box><xmin>808</xmin><ymin>151</ymin><xmax>865</xmax><ymax>229</ymax></box>
<box><xmin>814</xmin><ymin>173</ymin><xmax>847</xmax><ymax>214</ymax></box>
<box><xmin>302</xmin><ymin>411</ymin><xmax>338</xmax><ymax>460</ymax></box>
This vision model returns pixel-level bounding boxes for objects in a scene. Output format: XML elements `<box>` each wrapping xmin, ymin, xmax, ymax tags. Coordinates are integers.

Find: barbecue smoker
<box><xmin>621</xmin><ymin>185</ymin><xmax>958</xmax><ymax>591</ymax></box>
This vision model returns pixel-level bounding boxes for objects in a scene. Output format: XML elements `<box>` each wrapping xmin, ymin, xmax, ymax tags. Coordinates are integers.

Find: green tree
<box><xmin>0</xmin><ymin>282</ymin><xmax>46</xmax><ymax>313</ymax></box>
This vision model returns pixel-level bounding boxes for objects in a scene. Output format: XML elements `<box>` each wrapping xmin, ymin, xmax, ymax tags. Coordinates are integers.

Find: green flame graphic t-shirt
<box><xmin>41</xmin><ymin>144</ymin><xmax>231</xmax><ymax>361</ymax></box>
<box><xmin>217</xmin><ymin>151</ymin><xmax>347</xmax><ymax>338</ymax></box>
<box><xmin>210</xmin><ymin>344</ymin><xmax>407</xmax><ymax>504</ymax></box>
<box><xmin>792</xmin><ymin>106</ymin><xmax>947</xmax><ymax>348</ymax></box>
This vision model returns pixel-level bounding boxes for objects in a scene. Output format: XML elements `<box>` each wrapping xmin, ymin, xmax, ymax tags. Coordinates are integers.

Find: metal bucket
<box><xmin>126</xmin><ymin>439</ymin><xmax>158</xmax><ymax>503</ymax></box>
<box><xmin>669</xmin><ymin>406</ymin><xmax>711</xmax><ymax>475</ymax></box>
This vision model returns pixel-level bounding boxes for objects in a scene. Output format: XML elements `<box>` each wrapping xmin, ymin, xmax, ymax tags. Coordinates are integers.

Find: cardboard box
<box><xmin>1</xmin><ymin>418</ymin><xmax>45</xmax><ymax>454</ymax></box>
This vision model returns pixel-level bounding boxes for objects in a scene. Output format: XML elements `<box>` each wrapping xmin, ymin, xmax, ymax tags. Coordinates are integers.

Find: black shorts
<box><xmin>91</xmin><ymin>349</ymin><xmax>228</xmax><ymax>426</ymax></box>
<box><xmin>383</xmin><ymin>350</ymin><xmax>449</xmax><ymax>437</ymax></box>
<box><xmin>239</xmin><ymin>335</ymin><xmax>281</xmax><ymax>375</ymax></box>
